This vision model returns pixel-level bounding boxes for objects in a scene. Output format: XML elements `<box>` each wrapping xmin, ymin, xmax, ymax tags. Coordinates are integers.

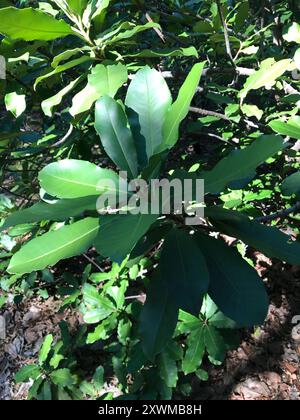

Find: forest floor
<box><xmin>1</xmin><ymin>251</ymin><xmax>300</xmax><ymax>400</ymax></box>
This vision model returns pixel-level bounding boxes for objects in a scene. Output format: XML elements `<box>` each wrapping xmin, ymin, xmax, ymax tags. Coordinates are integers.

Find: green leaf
<box><xmin>1</xmin><ymin>196</ymin><xmax>98</xmax><ymax>231</ymax></box>
<box><xmin>158</xmin><ymin>348</ymin><xmax>178</xmax><ymax>388</ymax></box>
<box><xmin>91</xmin><ymin>0</ymin><xmax>110</xmax><ymax>19</ymax></box>
<box><xmin>160</xmin><ymin>62</ymin><xmax>206</xmax><ymax>150</ymax></box>
<box><xmin>51</xmin><ymin>47</ymin><xmax>90</xmax><ymax>68</ymax></box>
<box><xmin>38</xmin><ymin>381</ymin><xmax>52</xmax><ymax>401</ymax></box>
<box><xmin>5</xmin><ymin>92</ymin><xmax>26</xmax><ymax>118</ymax></box>
<box><xmin>281</xmin><ymin>171</ymin><xmax>300</xmax><ymax>196</ymax></box>
<box><xmin>241</xmin><ymin>104</ymin><xmax>263</xmax><ymax>121</ymax></box>
<box><xmin>105</xmin><ymin>22</ymin><xmax>161</xmax><ymax>45</ymax></box>
<box><xmin>0</xmin><ymin>7</ymin><xmax>74</xmax><ymax>41</ymax></box>
<box><xmin>82</xmin><ymin>284</ymin><xmax>115</xmax><ymax>323</ymax></box>
<box><xmin>177</xmin><ymin>311</ymin><xmax>202</xmax><ymax>334</ymax></box>
<box><xmin>69</xmin><ymin>83</ymin><xmax>97</xmax><ymax>116</ymax></box>
<box><xmin>8</xmin><ymin>217</ymin><xmax>99</xmax><ymax>274</ymax></box>
<box><xmin>95</xmin><ymin>96</ymin><xmax>138</xmax><ymax>178</ymax></box>
<box><xmin>283</xmin><ymin>22</ymin><xmax>300</xmax><ymax>43</ymax></box>
<box><xmin>28</xmin><ymin>377</ymin><xmax>44</xmax><ymax>399</ymax></box>
<box><xmin>239</xmin><ymin>59</ymin><xmax>292</xmax><ymax>100</ymax></box>
<box><xmin>206</xmin><ymin>206</ymin><xmax>300</xmax><ymax>265</ymax></box>
<box><xmin>182</xmin><ymin>326</ymin><xmax>205</xmax><ymax>375</ymax></box>
<box><xmin>204</xmin><ymin>325</ymin><xmax>226</xmax><ymax>362</ymax></box>
<box><xmin>42</xmin><ymin>77</ymin><xmax>82</xmax><ymax>117</ymax></box>
<box><xmin>67</xmin><ymin>0</ymin><xmax>88</xmax><ymax>15</ymax></box>
<box><xmin>160</xmin><ymin>228</ymin><xmax>209</xmax><ymax>315</ymax></box>
<box><xmin>93</xmin><ymin>366</ymin><xmax>104</xmax><ymax>391</ymax></box>
<box><xmin>269</xmin><ymin>116</ymin><xmax>300</xmax><ymax>139</ymax></box>
<box><xmin>34</xmin><ymin>56</ymin><xmax>91</xmax><ymax>88</ymax></box>
<box><xmin>15</xmin><ymin>365</ymin><xmax>41</xmax><ymax>383</ymax></box>
<box><xmin>202</xmin><ymin>135</ymin><xmax>284</xmax><ymax>194</ymax></box>
<box><xmin>139</xmin><ymin>270</ymin><xmax>179</xmax><ymax>360</ymax></box>
<box><xmin>39</xmin><ymin>159</ymin><xmax>121</xmax><ymax>199</ymax></box>
<box><xmin>125</xmin><ymin>66</ymin><xmax>172</xmax><ymax>160</ymax></box>
<box><xmin>94</xmin><ymin>213</ymin><xmax>157</xmax><ymax>263</ymax></box>
<box><xmin>195</xmin><ymin>233</ymin><xmax>268</xmax><ymax>326</ymax></box>
<box><xmin>117</xmin><ymin>318</ymin><xmax>132</xmax><ymax>345</ymax></box>
<box><xmin>123</xmin><ymin>46</ymin><xmax>198</xmax><ymax>58</ymax></box>
<box><xmin>39</xmin><ymin>334</ymin><xmax>53</xmax><ymax>365</ymax></box>
<box><xmin>294</xmin><ymin>48</ymin><xmax>300</xmax><ymax>70</ymax></box>
<box><xmin>70</xmin><ymin>63</ymin><xmax>127</xmax><ymax>116</ymax></box>
<box><xmin>89</xmin><ymin>63</ymin><xmax>128</xmax><ymax>97</ymax></box>
<box><xmin>50</xmin><ymin>368</ymin><xmax>76</xmax><ymax>387</ymax></box>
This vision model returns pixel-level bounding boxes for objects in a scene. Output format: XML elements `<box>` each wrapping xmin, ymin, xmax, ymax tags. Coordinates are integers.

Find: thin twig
<box><xmin>51</xmin><ymin>124</ymin><xmax>74</xmax><ymax>148</ymax></box>
<box><xmin>145</xmin><ymin>12</ymin><xmax>165</xmax><ymax>43</ymax></box>
<box><xmin>83</xmin><ymin>253</ymin><xmax>104</xmax><ymax>272</ymax></box>
<box><xmin>216</xmin><ymin>0</ymin><xmax>235</xmax><ymax>67</ymax></box>
<box><xmin>255</xmin><ymin>202</ymin><xmax>300</xmax><ymax>223</ymax></box>
<box><xmin>0</xmin><ymin>186</ymin><xmax>31</xmax><ymax>202</ymax></box>
<box><xmin>189</xmin><ymin>106</ymin><xmax>230</xmax><ymax>121</ymax></box>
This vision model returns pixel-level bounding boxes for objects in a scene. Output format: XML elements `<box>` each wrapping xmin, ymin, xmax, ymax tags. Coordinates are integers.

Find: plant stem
<box><xmin>255</xmin><ymin>202</ymin><xmax>300</xmax><ymax>223</ymax></box>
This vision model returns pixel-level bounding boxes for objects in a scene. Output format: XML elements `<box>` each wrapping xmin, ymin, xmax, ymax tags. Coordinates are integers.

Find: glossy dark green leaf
<box><xmin>160</xmin><ymin>228</ymin><xmax>209</xmax><ymax>315</ymax></box>
<box><xmin>94</xmin><ymin>213</ymin><xmax>157</xmax><ymax>263</ymax></box>
<box><xmin>95</xmin><ymin>96</ymin><xmax>138</xmax><ymax>178</ymax></box>
<box><xmin>202</xmin><ymin>135</ymin><xmax>284</xmax><ymax>194</ymax></box>
<box><xmin>195</xmin><ymin>233</ymin><xmax>268</xmax><ymax>326</ymax></box>
<box><xmin>206</xmin><ymin>206</ymin><xmax>300</xmax><ymax>264</ymax></box>
<box><xmin>281</xmin><ymin>171</ymin><xmax>300</xmax><ymax>195</ymax></box>
<box><xmin>158</xmin><ymin>348</ymin><xmax>178</xmax><ymax>388</ymax></box>
<box><xmin>139</xmin><ymin>270</ymin><xmax>179</xmax><ymax>360</ymax></box>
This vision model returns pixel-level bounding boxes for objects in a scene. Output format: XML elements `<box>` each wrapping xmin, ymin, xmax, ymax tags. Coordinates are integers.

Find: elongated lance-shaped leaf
<box><xmin>95</xmin><ymin>96</ymin><xmax>138</xmax><ymax>178</ymax></box>
<box><xmin>123</xmin><ymin>46</ymin><xmax>198</xmax><ymax>59</ymax></box>
<box><xmin>105</xmin><ymin>22</ymin><xmax>161</xmax><ymax>45</ymax></box>
<box><xmin>39</xmin><ymin>159</ymin><xmax>123</xmax><ymax>199</ymax></box>
<box><xmin>8</xmin><ymin>217</ymin><xmax>99</xmax><ymax>274</ymax></box>
<box><xmin>202</xmin><ymin>135</ymin><xmax>285</xmax><ymax>194</ymax></box>
<box><xmin>94</xmin><ymin>213</ymin><xmax>158</xmax><ymax>264</ymax></box>
<box><xmin>281</xmin><ymin>171</ymin><xmax>300</xmax><ymax>196</ymax></box>
<box><xmin>160</xmin><ymin>62</ymin><xmax>206</xmax><ymax>151</ymax></box>
<box><xmin>1</xmin><ymin>196</ymin><xmax>98</xmax><ymax>231</ymax></box>
<box><xmin>139</xmin><ymin>269</ymin><xmax>179</xmax><ymax>360</ymax></box>
<box><xmin>160</xmin><ymin>228</ymin><xmax>209</xmax><ymax>316</ymax></box>
<box><xmin>34</xmin><ymin>56</ymin><xmax>92</xmax><ymax>88</ymax></box>
<box><xmin>206</xmin><ymin>206</ymin><xmax>300</xmax><ymax>265</ymax></box>
<box><xmin>125</xmin><ymin>66</ymin><xmax>172</xmax><ymax>161</ymax></box>
<box><xmin>194</xmin><ymin>233</ymin><xmax>268</xmax><ymax>327</ymax></box>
